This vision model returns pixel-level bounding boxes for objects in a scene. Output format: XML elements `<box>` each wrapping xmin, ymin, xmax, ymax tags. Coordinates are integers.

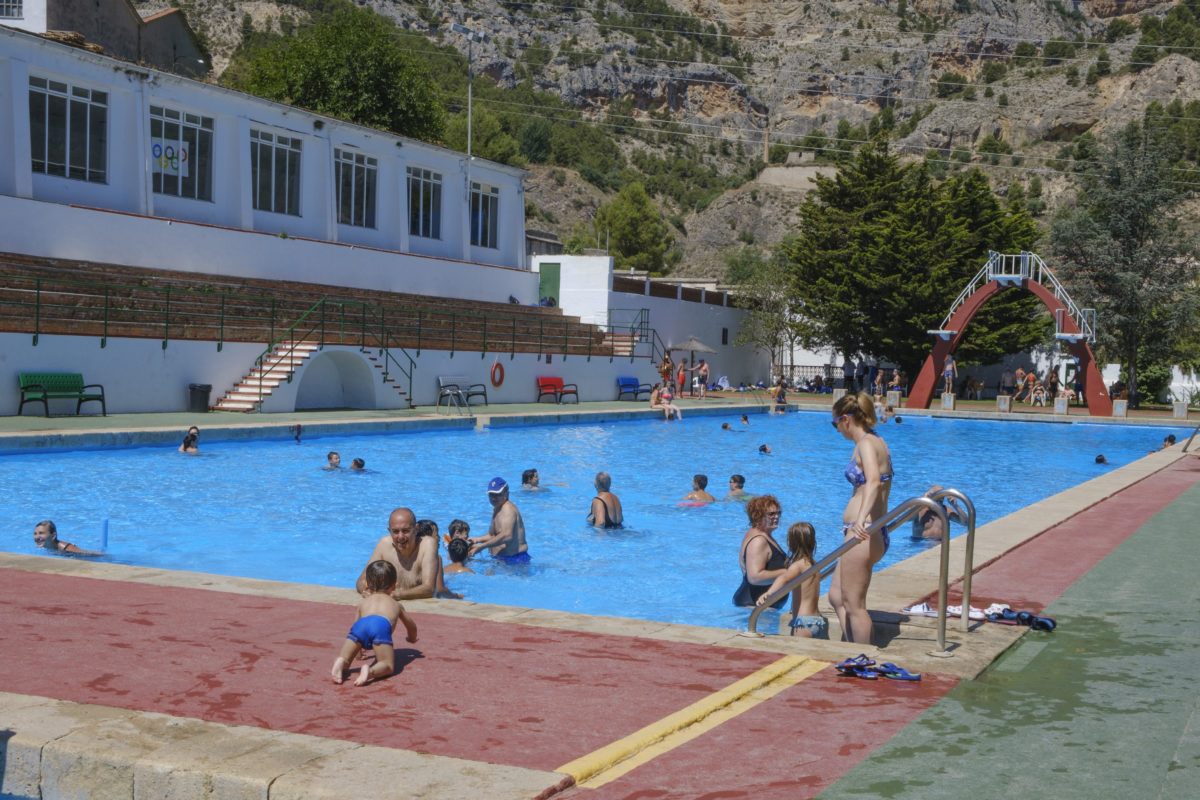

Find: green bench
<box><xmin>18</xmin><ymin>371</ymin><xmax>107</xmax><ymax>416</ymax></box>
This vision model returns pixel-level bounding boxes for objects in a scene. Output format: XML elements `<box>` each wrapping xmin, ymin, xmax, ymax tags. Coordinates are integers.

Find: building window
<box><xmin>250</xmin><ymin>129</ymin><xmax>301</xmax><ymax>216</ymax></box>
<box><xmin>150</xmin><ymin>105</ymin><xmax>213</xmax><ymax>201</ymax></box>
<box><xmin>470</xmin><ymin>182</ymin><xmax>499</xmax><ymax>249</ymax></box>
<box><xmin>0</xmin><ymin>0</ymin><xmax>22</xmax><ymax>17</ymax></box>
<box><xmin>334</xmin><ymin>148</ymin><xmax>377</xmax><ymax>228</ymax></box>
<box><xmin>406</xmin><ymin>167</ymin><xmax>441</xmax><ymax>239</ymax></box>
<box><xmin>28</xmin><ymin>76</ymin><xmax>107</xmax><ymax>183</ymax></box>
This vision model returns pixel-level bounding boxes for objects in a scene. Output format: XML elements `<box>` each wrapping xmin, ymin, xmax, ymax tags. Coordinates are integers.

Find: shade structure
<box><xmin>668</xmin><ymin>336</ymin><xmax>717</xmax><ymax>354</ymax></box>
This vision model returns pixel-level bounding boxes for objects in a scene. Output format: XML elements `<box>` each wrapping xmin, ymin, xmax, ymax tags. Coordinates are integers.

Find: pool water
<box><xmin>0</xmin><ymin>413</ymin><xmax>1176</xmax><ymax>631</ymax></box>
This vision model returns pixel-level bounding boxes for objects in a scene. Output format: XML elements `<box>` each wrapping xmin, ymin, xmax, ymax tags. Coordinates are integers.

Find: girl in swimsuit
<box><xmin>829</xmin><ymin>391</ymin><xmax>893</xmax><ymax>644</ymax></box>
<box><xmin>732</xmin><ymin>494</ymin><xmax>789</xmax><ymax>608</ymax></box>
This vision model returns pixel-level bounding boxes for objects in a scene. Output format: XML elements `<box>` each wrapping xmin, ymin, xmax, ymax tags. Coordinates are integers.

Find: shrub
<box><xmin>936</xmin><ymin>71</ymin><xmax>969</xmax><ymax>97</ymax></box>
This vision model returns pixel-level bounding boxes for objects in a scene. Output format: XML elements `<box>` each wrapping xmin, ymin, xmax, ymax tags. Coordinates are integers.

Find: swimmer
<box><xmin>522</xmin><ymin>468</ymin><xmax>541</xmax><ymax>490</ymax></box>
<box><xmin>587</xmin><ymin>471</ymin><xmax>624</xmax><ymax>528</ymax></box>
<box><xmin>741</xmin><ymin>414</ymin><xmax>750</xmax><ymax>425</ymax></box>
<box><xmin>724</xmin><ymin>474</ymin><xmax>750</xmax><ymax>501</ymax></box>
<box><xmin>445</xmin><ymin>518</ymin><xmax>471</xmax><ymax>544</ymax></box>
<box><xmin>469</xmin><ymin>478</ymin><xmax>530</xmax><ymax>563</ymax></box>
<box><xmin>758</xmin><ymin>444</ymin><xmax>772</xmax><ymax>454</ymax></box>
<box><xmin>332</xmin><ymin>560</ymin><xmax>417</xmax><ymax>686</ymax></box>
<box><xmin>179</xmin><ymin>425</ymin><xmax>199</xmax><ymax>453</ymax></box>
<box><xmin>758</xmin><ymin>522</ymin><xmax>828</xmax><ymax>639</ymax></box>
<box><xmin>326</xmin><ymin>451</ymin><xmax>341</xmax><ymax>469</ymax></box>
<box><xmin>683</xmin><ymin>474</ymin><xmax>716</xmax><ymax>503</ymax></box>
<box><xmin>444</xmin><ymin>538</ymin><xmax>474</xmax><ymax>574</ymax></box>
<box><xmin>417</xmin><ymin>520</ymin><xmax>462</xmax><ymax>599</ymax></box>
<box><xmin>1096</xmin><ymin>454</ymin><xmax>1107</xmax><ymax>464</ymax></box>
<box><xmin>350</xmin><ymin>458</ymin><xmax>366</xmax><ymax>471</ymax></box>
<box><xmin>33</xmin><ymin>519</ymin><xmax>103</xmax><ymax>556</ymax></box>
<box><xmin>721</xmin><ymin>422</ymin><xmax>732</xmax><ymax>431</ymax></box>
<box><xmin>881</xmin><ymin>405</ymin><xmax>895</xmax><ymax>422</ymax></box>
<box><xmin>1156</xmin><ymin>434</ymin><xmax>1177</xmax><ymax>452</ymax></box>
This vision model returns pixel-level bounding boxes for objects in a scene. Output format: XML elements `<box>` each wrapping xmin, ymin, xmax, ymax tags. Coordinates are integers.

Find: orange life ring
<box><xmin>490</xmin><ymin>362</ymin><xmax>505</xmax><ymax>387</ymax></box>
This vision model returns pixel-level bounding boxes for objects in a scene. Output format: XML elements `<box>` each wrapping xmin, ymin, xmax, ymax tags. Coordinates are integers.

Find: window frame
<box><xmin>406</xmin><ymin>166</ymin><xmax>442</xmax><ymax>240</ymax></box>
<box><xmin>250</xmin><ymin>128</ymin><xmax>302</xmax><ymax>216</ymax></box>
<box><xmin>28</xmin><ymin>75</ymin><xmax>108</xmax><ymax>184</ymax></box>
<box><xmin>334</xmin><ymin>147</ymin><xmax>378</xmax><ymax>229</ymax></box>
<box><xmin>150</xmin><ymin>104</ymin><xmax>214</xmax><ymax>202</ymax></box>
<box><xmin>470</xmin><ymin>181</ymin><xmax>500</xmax><ymax>250</ymax></box>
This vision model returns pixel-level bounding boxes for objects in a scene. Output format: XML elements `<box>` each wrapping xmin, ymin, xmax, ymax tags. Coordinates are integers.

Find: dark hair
<box><xmin>327</xmin><ymin>451</ymin><xmax>338</xmax><ymax>460</ymax></box>
<box><xmin>351</xmin><ymin>458</ymin><xmax>365</xmax><ymax>469</ymax></box>
<box><xmin>1095</xmin><ymin>454</ymin><xmax>1107</xmax><ymax>463</ymax></box>
<box><xmin>833</xmin><ymin>391</ymin><xmax>878</xmax><ymax>428</ymax></box>
<box><xmin>416</xmin><ymin>519</ymin><xmax>438</xmax><ymax>539</ymax></box>
<box><xmin>693</xmin><ymin>474</ymin><xmax>708</xmax><ymax>490</ymax></box>
<box><xmin>786</xmin><ymin>522</ymin><xmax>817</xmax><ymax>565</ymax></box>
<box><xmin>730</xmin><ymin>474</ymin><xmax>745</xmax><ymax>488</ymax></box>
<box><xmin>522</xmin><ymin>468</ymin><xmax>538</xmax><ymax>485</ymax></box>
<box><xmin>364</xmin><ymin>560</ymin><xmax>397</xmax><ymax>593</ymax></box>
<box><xmin>448</xmin><ymin>519</ymin><xmax>470</xmax><ymax>537</ymax></box>
<box><xmin>36</xmin><ymin>519</ymin><xmax>57</xmax><ymax>535</ymax></box>
<box><xmin>1166</xmin><ymin>434</ymin><xmax>1177</xmax><ymax>444</ymax></box>
<box><xmin>447</xmin><ymin>538</ymin><xmax>470</xmax><ymax>563</ymax></box>
<box><xmin>746</xmin><ymin>494</ymin><xmax>781</xmax><ymax>529</ymax></box>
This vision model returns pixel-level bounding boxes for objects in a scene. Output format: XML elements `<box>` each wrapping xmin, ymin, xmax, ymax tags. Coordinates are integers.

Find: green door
<box><xmin>538</xmin><ymin>263</ymin><xmax>561</xmax><ymax>307</ymax></box>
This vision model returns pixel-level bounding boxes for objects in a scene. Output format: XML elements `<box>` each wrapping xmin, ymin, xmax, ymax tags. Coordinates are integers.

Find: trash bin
<box><xmin>188</xmin><ymin>383</ymin><xmax>212</xmax><ymax>413</ymax></box>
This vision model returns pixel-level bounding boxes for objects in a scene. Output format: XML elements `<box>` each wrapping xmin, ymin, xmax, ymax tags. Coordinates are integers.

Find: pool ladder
<box><xmin>743</xmin><ymin>488</ymin><xmax>977</xmax><ymax>657</ymax></box>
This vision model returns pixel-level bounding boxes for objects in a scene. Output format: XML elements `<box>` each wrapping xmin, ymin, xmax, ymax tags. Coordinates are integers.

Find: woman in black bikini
<box><xmin>587</xmin><ymin>471</ymin><xmax>624</xmax><ymax>528</ymax></box>
<box><xmin>733</xmin><ymin>494</ymin><xmax>789</xmax><ymax>607</ymax></box>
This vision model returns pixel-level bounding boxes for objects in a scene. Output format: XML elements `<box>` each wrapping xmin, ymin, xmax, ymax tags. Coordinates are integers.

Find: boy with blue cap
<box><xmin>468</xmin><ymin>477</ymin><xmax>530</xmax><ymax>564</ymax></box>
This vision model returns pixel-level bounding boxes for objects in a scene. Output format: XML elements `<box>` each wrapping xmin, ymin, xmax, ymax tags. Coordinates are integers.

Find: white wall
<box><xmin>534</xmin><ymin>254</ymin><xmax>613</xmax><ymax>325</ymax></box>
<box><xmin>0</xmin><ymin>195</ymin><xmax>540</xmax><ymax>304</ymax></box>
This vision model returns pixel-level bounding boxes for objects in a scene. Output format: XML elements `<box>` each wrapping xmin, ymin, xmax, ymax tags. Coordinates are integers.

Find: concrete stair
<box><xmin>603</xmin><ymin>332</ymin><xmax>638</xmax><ymax>356</ymax></box>
<box><xmin>212</xmin><ymin>343</ymin><xmax>319</xmax><ymax>411</ymax></box>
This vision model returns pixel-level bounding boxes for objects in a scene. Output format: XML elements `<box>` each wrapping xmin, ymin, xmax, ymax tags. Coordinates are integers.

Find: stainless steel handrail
<box><xmin>926</xmin><ymin>487</ymin><xmax>977</xmax><ymax>632</ymax></box>
<box><xmin>743</xmin><ymin>495</ymin><xmax>954</xmax><ymax>655</ymax></box>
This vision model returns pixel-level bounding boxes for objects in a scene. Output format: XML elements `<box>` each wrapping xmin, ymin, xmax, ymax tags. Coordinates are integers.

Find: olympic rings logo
<box><xmin>151</xmin><ymin>141</ymin><xmax>189</xmax><ymax>172</ymax></box>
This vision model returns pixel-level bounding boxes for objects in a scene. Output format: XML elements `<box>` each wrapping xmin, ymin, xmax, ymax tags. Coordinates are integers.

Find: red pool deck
<box><xmin>2</xmin><ymin>454</ymin><xmax>1198</xmax><ymax>798</ymax></box>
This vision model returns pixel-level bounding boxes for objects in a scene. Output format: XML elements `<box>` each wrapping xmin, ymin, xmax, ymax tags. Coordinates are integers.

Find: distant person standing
<box><xmin>1000</xmin><ymin>366</ymin><xmax>1015</xmax><ymax>396</ymax></box>
<box><xmin>942</xmin><ymin>355</ymin><xmax>957</xmax><ymax>396</ymax></box>
<box><xmin>842</xmin><ymin>357</ymin><xmax>855</xmax><ymax>393</ymax></box>
<box><xmin>856</xmin><ymin>359</ymin><xmax>869</xmax><ymax>394</ymax></box>
<box><xmin>692</xmin><ymin>359</ymin><xmax>711</xmax><ymax>398</ymax></box>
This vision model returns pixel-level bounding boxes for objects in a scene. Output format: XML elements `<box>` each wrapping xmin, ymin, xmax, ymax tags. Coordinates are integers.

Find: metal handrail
<box><xmin>926</xmin><ymin>487</ymin><xmax>977</xmax><ymax>632</ymax></box>
<box><xmin>743</xmin><ymin>495</ymin><xmax>957</xmax><ymax>655</ymax></box>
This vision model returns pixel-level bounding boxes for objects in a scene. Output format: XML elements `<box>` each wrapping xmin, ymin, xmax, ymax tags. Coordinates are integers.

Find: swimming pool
<box><xmin>1</xmin><ymin>412</ymin><xmax>1176</xmax><ymax>630</ymax></box>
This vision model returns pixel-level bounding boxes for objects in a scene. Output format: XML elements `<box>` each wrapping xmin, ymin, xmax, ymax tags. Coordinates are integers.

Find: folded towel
<box><xmin>902</xmin><ymin>602</ymin><xmax>1010</xmax><ymax>620</ymax></box>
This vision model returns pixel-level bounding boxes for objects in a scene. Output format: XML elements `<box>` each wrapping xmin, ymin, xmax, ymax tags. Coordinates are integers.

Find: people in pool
<box><xmin>829</xmin><ymin>391</ymin><xmax>893</xmax><ymax>645</ymax></box>
<box><xmin>350</xmin><ymin>458</ymin><xmax>366</xmax><ymax>471</ymax></box>
<box><xmin>741</xmin><ymin>414</ymin><xmax>750</xmax><ymax>425</ymax></box>
<box><xmin>326</xmin><ymin>451</ymin><xmax>341</xmax><ymax>469</ymax></box>
<box><xmin>732</xmin><ymin>495</ymin><xmax>789</xmax><ymax>608</ymax></box>
<box><xmin>522</xmin><ymin>468</ymin><xmax>541</xmax><ymax>490</ymax></box>
<box><xmin>757</xmin><ymin>521</ymin><xmax>828</xmax><ymax>639</ymax></box>
<box><xmin>682</xmin><ymin>474</ymin><xmax>716</xmax><ymax>503</ymax></box>
<box><xmin>356</xmin><ymin>507</ymin><xmax>439</xmax><ymax>600</ymax></box>
<box><xmin>587</xmin><ymin>471</ymin><xmax>624</xmax><ymax>529</ymax></box>
<box><xmin>911</xmin><ymin>484</ymin><xmax>967</xmax><ymax>540</ymax></box>
<box><xmin>179</xmin><ymin>426</ymin><xmax>199</xmax><ymax>453</ymax></box>
<box><xmin>33</xmin><ymin>519</ymin><xmax>103</xmax><ymax>556</ymax></box>
<box><xmin>331</xmin><ymin>559</ymin><xmax>417</xmax><ymax>686</ymax></box>
<box><xmin>468</xmin><ymin>478</ymin><xmax>530</xmax><ymax>564</ymax></box>
<box><xmin>1095</xmin><ymin>454</ymin><xmax>1107</xmax><ymax>464</ymax></box>
<box><xmin>724</xmin><ymin>474</ymin><xmax>750</xmax><ymax>501</ymax></box>
<box><xmin>758</xmin><ymin>444</ymin><xmax>772</xmax><ymax>454</ymax></box>
<box><xmin>444</xmin><ymin>538</ymin><xmax>474</xmax><ymax>574</ymax></box>
<box><xmin>416</xmin><ymin>519</ymin><xmax>461</xmax><ymax>599</ymax></box>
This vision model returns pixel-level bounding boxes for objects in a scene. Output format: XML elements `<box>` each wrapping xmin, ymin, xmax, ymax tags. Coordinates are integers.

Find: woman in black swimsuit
<box><xmin>733</xmin><ymin>494</ymin><xmax>789</xmax><ymax>607</ymax></box>
<box><xmin>587</xmin><ymin>471</ymin><xmax>624</xmax><ymax>528</ymax></box>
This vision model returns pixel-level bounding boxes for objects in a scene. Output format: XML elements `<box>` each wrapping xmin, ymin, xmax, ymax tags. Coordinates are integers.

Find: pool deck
<box><xmin>2</xmin><ymin>401</ymin><xmax>1199</xmax><ymax>799</ymax></box>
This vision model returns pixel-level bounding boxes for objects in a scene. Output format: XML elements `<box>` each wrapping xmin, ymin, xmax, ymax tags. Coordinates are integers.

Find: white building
<box><xmin>0</xmin><ymin>26</ymin><xmax>769</xmax><ymax>413</ymax></box>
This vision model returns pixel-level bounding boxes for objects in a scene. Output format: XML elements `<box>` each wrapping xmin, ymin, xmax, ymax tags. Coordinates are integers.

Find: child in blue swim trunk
<box><xmin>331</xmin><ymin>560</ymin><xmax>418</xmax><ymax>686</ymax></box>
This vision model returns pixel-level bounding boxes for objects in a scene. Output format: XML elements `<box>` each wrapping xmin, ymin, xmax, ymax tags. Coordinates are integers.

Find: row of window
<box><xmin>0</xmin><ymin>1</ymin><xmax>22</xmax><ymax>19</ymax></box>
<box><xmin>26</xmin><ymin>76</ymin><xmax>500</xmax><ymax>248</ymax></box>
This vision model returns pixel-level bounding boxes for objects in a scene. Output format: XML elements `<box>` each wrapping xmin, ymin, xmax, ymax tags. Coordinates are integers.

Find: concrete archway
<box><xmin>295</xmin><ymin>350</ymin><xmax>377</xmax><ymax>410</ymax></box>
<box><xmin>907</xmin><ymin>252</ymin><xmax>1112</xmax><ymax>416</ymax></box>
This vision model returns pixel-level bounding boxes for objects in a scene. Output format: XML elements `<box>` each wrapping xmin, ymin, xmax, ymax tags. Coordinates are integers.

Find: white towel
<box><xmin>902</xmin><ymin>602</ymin><xmax>1010</xmax><ymax>620</ymax></box>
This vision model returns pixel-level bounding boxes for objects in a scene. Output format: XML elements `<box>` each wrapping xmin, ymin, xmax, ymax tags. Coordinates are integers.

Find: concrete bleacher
<box><xmin>0</xmin><ymin>252</ymin><xmax>614</xmax><ymax>357</ymax></box>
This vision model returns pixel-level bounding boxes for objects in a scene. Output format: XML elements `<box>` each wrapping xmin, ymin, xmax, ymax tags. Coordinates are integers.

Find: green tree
<box><xmin>779</xmin><ymin>144</ymin><xmax>1042</xmax><ymax>377</ymax></box>
<box><xmin>443</xmin><ymin>106</ymin><xmax>523</xmax><ymax>166</ymax></box>
<box><xmin>1050</xmin><ymin>124</ymin><xmax>1200</xmax><ymax>407</ymax></box>
<box><xmin>225</xmin><ymin>5</ymin><xmax>445</xmax><ymax>140</ymax></box>
<box><xmin>594</xmin><ymin>183</ymin><xmax>675</xmax><ymax>274</ymax></box>
<box><xmin>732</xmin><ymin>249</ymin><xmax>810</xmax><ymax>371</ymax></box>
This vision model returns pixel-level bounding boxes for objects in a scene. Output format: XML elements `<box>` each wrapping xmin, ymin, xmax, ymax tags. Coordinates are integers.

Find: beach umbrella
<box><xmin>669</xmin><ymin>336</ymin><xmax>717</xmax><ymax>395</ymax></box>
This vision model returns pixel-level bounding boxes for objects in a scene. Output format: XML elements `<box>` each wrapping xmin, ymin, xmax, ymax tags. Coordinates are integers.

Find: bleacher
<box><xmin>0</xmin><ymin>252</ymin><xmax>614</xmax><ymax>357</ymax></box>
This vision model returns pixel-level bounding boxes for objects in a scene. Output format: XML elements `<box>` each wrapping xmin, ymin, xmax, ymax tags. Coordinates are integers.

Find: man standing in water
<box><xmin>356</xmin><ymin>507</ymin><xmax>438</xmax><ymax>599</ymax></box>
<box><xmin>469</xmin><ymin>477</ymin><xmax>530</xmax><ymax>564</ymax></box>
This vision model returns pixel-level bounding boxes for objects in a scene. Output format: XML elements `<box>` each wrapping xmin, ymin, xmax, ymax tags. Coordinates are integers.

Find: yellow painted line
<box><xmin>556</xmin><ymin>654</ymin><xmax>828</xmax><ymax>789</ymax></box>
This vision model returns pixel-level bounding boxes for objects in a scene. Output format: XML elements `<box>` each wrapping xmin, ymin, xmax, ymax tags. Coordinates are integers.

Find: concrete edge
<box><xmin>0</xmin><ymin>691</ymin><xmax>565</xmax><ymax>800</ymax></box>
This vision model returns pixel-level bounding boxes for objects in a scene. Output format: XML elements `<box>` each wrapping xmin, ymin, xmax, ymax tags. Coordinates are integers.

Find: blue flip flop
<box><xmin>1018</xmin><ymin>611</ymin><xmax>1057</xmax><ymax>631</ymax></box>
<box><xmin>878</xmin><ymin>662</ymin><xmax>922</xmax><ymax>681</ymax></box>
<box><xmin>836</xmin><ymin>654</ymin><xmax>875</xmax><ymax>671</ymax></box>
<box><xmin>837</xmin><ymin>664</ymin><xmax>879</xmax><ymax>680</ymax></box>
<box><xmin>986</xmin><ymin>608</ymin><xmax>1022</xmax><ymax>625</ymax></box>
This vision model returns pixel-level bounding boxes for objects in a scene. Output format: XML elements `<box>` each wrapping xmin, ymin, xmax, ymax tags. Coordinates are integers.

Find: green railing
<box><xmin>253</xmin><ymin>299</ymin><xmax>417</xmax><ymax>411</ymax></box>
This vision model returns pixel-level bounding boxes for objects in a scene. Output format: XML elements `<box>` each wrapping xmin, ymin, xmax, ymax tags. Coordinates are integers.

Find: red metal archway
<box><xmin>907</xmin><ymin>252</ymin><xmax>1112</xmax><ymax>416</ymax></box>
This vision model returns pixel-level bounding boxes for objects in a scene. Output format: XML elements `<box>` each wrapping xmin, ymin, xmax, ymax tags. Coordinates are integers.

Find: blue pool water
<box><xmin>0</xmin><ymin>412</ymin><xmax>1176</xmax><ymax>630</ymax></box>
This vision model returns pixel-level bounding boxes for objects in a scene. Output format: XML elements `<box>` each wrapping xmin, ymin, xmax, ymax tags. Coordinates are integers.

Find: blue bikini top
<box><xmin>844</xmin><ymin>433</ymin><xmax>894</xmax><ymax>487</ymax></box>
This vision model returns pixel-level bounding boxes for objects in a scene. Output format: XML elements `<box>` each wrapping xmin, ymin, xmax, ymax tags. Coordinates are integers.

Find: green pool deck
<box><xmin>2</xmin><ymin>401</ymin><xmax>1199</xmax><ymax>799</ymax></box>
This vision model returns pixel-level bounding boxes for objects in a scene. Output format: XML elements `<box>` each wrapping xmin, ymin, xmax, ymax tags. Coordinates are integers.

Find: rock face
<box><xmin>138</xmin><ymin>0</ymin><xmax>1200</xmax><ymax>278</ymax></box>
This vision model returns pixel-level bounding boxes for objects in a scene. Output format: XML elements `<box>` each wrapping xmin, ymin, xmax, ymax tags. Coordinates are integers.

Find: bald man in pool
<box><xmin>356</xmin><ymin>507</ymin><xmax>439</xmax><ymax>600</ymax></box>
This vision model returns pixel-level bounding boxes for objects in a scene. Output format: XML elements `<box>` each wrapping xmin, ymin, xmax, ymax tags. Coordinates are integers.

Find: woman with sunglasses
<box><xmin>732</xmin><ymin>494</ymin><xmax>789</xmax><ymax>609</ymax></box>
<box><xmin>829</xmin><ymin>392</ymin><xmax>893</xmax><ymax>644</ymax></box>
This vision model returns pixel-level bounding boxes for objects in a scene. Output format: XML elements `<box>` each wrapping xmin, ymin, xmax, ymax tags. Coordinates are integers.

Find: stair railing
<box><xmin>743</xmin><ymin>494</ymin><xmax>968</xmax><ymax>657</ymax></box>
